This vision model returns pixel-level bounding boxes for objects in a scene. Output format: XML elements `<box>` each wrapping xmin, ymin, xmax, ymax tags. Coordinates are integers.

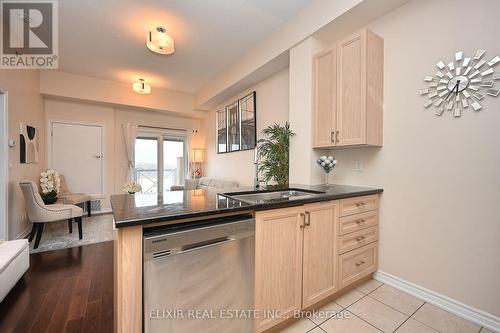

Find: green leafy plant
<box><xmin>257</xmin><ymin>122</ymin><xmax>295</xmax><ymax>187</ymax></box>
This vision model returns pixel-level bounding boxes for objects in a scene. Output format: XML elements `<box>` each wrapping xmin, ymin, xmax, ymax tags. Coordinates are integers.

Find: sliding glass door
<box><xmin>163</xmin><ymin>138</ymin><xmax>186</xmax><ymax>191</ymax></box>
<box><xmin>135</xmin><ymin>131</ymin><xmax>187</xmax><ymax>193</ymax></box>
<box><xmin>135</xmin><ymin>137</ymin><xmax>159</xmax><ymax>193</ymax></box>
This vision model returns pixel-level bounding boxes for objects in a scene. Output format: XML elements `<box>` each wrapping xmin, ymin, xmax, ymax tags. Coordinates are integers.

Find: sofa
<box><xmin>170</xmin><ymin>177</ymin><xmax>239</xmax><ymax>191</ymax></box>
<box><xmin>0</xmin><ymin>239</ymin><xmax>29</xmax><ymax>302</ymax></box>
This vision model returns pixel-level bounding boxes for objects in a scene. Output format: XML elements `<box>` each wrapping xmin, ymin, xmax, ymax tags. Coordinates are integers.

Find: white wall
<box><xmin>45</xmin><ymin>99</ymin><xmax>201</xmax><ymax>208</ymax></box>
<box><xmin>203</xmin><ymin>69</ymin><xmax>289</xmax><ymax>186</ymax></box>
<box><xmin>40</xmin><ymin>71</ymin><xmax>205</xmax><ymax>118</ymax></box>
<box><xmin>325</xmin><ymin>0</ymin><xmax>500</xmax><ymax>317</ymax></box>
<box><xmin>0</xmin><ymin>92</ymin><xmax>7</xmax><ymax>240</ymax></box>
<box><xmin>0</xmin><ymin>70</ymin><xmax>44</xmax><ymax>239</ymax></box>
<box><xmin>289</xmin><ymin>36</ymin><xmax>328</xmax><ymax>185</ymax></box>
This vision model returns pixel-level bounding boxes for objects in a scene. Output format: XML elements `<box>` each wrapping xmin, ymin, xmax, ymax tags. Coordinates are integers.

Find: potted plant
<box><xmin>257</xmin><ymin>122</ymin><xmax>295</xmax><ymax>187</ymax></box>
<box><xmin>122</xmin><ymin>181</ymin><xmax>143</xmax><ymax>194</ymax></box>
<box><xmin>39</xmin><ymin>169</ymin><xmax>61</xmax><ymax>204</ymax></box>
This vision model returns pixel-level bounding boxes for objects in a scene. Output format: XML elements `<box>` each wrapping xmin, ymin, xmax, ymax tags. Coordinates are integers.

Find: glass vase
<box><xmin>325</xmin><ymin>172</ymin><xmax>332</xmax><ymax>186</ymax></box>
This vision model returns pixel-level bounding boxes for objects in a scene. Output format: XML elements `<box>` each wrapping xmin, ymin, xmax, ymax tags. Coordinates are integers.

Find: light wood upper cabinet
<box><xmin>302</xmin><ymin>201</ymin><xmax>339</xmax><ymax>308</ymax></box>
<box><xmin>313</xmin><ymin>28</ymin><xmax>383</xmax><ymax>148</ymax></box>
<box><xmin>313</xmin><ymin>47</ymin><xmax>337</xmax><ymax>147</ymax></box>
<box><xmin>254</xmin><ymin>206</ymin><xmax>304</xmax><ymax>333</ymax></box>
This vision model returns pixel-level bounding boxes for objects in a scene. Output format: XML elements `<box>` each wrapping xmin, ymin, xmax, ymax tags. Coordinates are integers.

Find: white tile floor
<box><xmin>277</xmin><ymin>279</ymin><xmax>490</xmax><ymax>333</ymax></box>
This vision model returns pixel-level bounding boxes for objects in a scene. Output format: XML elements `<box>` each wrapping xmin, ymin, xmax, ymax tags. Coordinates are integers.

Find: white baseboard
<box><xmin>373</xmin><ymin>270</ymin><xmax>500</xmax><ymax>332</ymax></box>
<box><xmin>15</xmin><ymin>226</ymin><xmax>32</xmax><ymax>240</ymax></box>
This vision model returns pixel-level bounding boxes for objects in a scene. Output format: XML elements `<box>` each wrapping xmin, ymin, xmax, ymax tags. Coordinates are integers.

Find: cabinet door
<box><xmin>302</xmin><ymin>201</ymin><xmax>339</xmax><ymax>308</ymax></box>
<box><xmin>313</xmin><ymin>47</ymin><xmax>337</xmax><ymax>147</ymax></box>
<box><xmin>255</xmin><ymin>207</ymin><xmax>304</xmax><ymax>332</ymax></box>
<box><xmin>337</xmin><ymin>30</ymin><xmax>367</xmax><ymax>146</ymax></box>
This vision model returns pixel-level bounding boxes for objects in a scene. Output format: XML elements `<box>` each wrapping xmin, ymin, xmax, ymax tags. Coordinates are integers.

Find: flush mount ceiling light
<box><xmin>147</xmin><ymin>26</ymin><xmax>175</xmax><ymax>55</ymax></box>
<box><xmin>132</xmin><ymin>78</ymin><xmax>151</xmax><ymax>94</ymax></box>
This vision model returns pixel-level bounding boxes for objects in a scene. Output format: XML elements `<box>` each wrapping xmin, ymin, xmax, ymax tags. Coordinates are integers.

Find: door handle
<box><xmin>304</xmin><ymin>211</ymin><xmax>311</xmax><ymax>227</ymax></box>
<box><xmin>300</xmin><ymin>213</ymin><xmax>306</xmax><ymax>228</ymax></box>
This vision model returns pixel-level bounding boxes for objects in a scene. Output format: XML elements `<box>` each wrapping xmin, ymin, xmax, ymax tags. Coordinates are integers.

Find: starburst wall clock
<box><xmin>420</xmin><ymin>49</ymin><xmax>500</xmax><ymax>117</ymax></box>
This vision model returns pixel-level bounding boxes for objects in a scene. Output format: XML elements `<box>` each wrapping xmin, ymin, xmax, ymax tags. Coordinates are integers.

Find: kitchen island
<box><xmin>111</xmin><ymin>184</ymin><xmax>383</xmax><ymax>333</ymax></box>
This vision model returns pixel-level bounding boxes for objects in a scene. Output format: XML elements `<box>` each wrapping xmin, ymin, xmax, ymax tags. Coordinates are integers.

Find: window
<box><xmin>134</xmin><ymin>130</ymin><xmax>187</xmax><ymax>193</ymax></box>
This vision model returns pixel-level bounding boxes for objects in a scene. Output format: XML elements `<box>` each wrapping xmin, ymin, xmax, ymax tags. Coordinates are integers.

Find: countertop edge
<box><xmin>113</xmin><ymin>188</ymin><xmax>383</xmax><ymax>228</ymax></box>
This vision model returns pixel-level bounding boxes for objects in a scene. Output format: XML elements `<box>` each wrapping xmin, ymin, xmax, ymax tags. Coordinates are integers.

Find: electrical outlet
<box><xmin>354</xmin><ymin>161</ymin><xmax>364</xmax><ymax>172</ymax></box>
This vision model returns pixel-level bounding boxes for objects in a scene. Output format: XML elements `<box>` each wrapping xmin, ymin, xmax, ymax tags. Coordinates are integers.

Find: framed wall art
<box><xmin>20</xmin><ymin>123</ymin><xmax>39</xmax><ymax>164</ymax></box>
<box><xmin>216</xmin><ymin>91</ymin><xmax>256</xmax><ymax>154</ymax></box>
<box><xmin>216</xmin><ymin>109</ymin><xmax>227</xmax><ymax>153</ymax></box>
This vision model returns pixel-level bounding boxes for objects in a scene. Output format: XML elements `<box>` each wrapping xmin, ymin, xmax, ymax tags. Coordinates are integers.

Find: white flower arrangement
<box><xmin>122</xmin><ymin>181</ymin><xmax>142</xmax><ymax>194</ymax></box>
<box><xmin>40</xmin><ymin>169</ymin><xmax>61</xmax><ymax>195</ymax></box>
<box><xmin>317</xmin><ymin>155</ymin><xmax>337</xmax><ymax>174</ymax></box>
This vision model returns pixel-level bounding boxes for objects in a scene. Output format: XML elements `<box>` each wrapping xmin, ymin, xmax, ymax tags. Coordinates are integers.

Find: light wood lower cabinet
<box><xmin>254</xmin><ymin>206</ymin><xmax>305</xmax><ymax>333</ymax></box>
<box><xmin>255</xmin><ymin>195</ymin><xmax>379</xmax><ymax>333</ymax></box>
<box><xmin>339</xmin><ymin>242</ymin><xmax>378</xmax><ymax>288</ymax></box>
<box><xmin>339</xmin><ymin>225</ymin><xmax>378</xmax><ymax>254</ymax></box>
<box><xmin>339</xmin><ymin>209</ymin><xmax>378</xmax><ymax>235</ymax></box>
<box><xmin>339</xmin><ymin>194</ymin><xmax>379</xmax><ymax>217</ymax></box>
<box><xmin>302</xmin><ymin>201</ymin><xmax>339</xmax><ymax>308</ymax></box>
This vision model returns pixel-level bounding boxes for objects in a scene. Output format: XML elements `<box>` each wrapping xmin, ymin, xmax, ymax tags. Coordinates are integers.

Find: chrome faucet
<box><xmin>254</xmin><ymin>146</ymin><xmax>260</xmax><ymax>190</ymax></box>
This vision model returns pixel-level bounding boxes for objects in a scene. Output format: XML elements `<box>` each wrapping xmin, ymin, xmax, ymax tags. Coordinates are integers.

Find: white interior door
<box><xmin>51</xmin><ymin>122</ymin><xmax>103</xmax><ymax>197</ymax></box>
<box><xmin>0</xmin><ymin>91</ymin><xmax>7</xmax><ymax>240</ymax></box>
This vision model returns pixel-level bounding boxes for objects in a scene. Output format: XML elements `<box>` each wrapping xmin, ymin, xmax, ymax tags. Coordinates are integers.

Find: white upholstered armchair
<box><xmin>19</xmin><ymin>181</ymin><xmax>84</xmax><ymax>249</ymax></box>
<box><xmin>58</xmin><ymin>174</ymin><xmax>93</xmax><ymax>217</ymax></box>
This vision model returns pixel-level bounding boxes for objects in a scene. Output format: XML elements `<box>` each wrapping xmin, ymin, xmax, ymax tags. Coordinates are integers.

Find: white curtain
<box><xmin>186</xmin><ymin>130</ymin><xmax>194</xmax><ymax>179</ymax></box>
<box><xmin>122</xmin><ymin>123</ymin><xmax>138</xmax><ymax>181</ymax></box>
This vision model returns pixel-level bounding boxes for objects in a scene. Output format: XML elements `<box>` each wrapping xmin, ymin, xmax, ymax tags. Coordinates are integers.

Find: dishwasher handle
<box><xmin>179</xmin><ymin>236</ymin><xmax>235</xmax><ymax>254</ymax></box>
<box><xmin>144</xmin><ymin>218</ymin><xmax>255</xmax><ymax>261</ymax></box>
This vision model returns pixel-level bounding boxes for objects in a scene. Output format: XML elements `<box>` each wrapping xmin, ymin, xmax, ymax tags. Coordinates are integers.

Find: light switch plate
<box><xmin>355</xmin><ymin>161</ymin><xmax>364</xmax><ymax>172</ymax></box>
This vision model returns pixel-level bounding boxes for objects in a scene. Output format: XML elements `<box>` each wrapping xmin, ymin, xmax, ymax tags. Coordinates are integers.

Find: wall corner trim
<box><xmin>15</xmin><ymin>225</ymin><xmax>32</xmax><ymax>240</ymax></box>
<box><xmin>373</xmin><ymin>271</ymin><xmax>500</xmax><ymax>332</ymax></box>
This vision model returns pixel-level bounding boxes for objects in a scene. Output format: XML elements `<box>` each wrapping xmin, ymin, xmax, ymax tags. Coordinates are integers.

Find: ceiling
<box><xmin>58</xmin><ymin>0</ymin><xmax>312</xmax><ymax>94</ymax></box>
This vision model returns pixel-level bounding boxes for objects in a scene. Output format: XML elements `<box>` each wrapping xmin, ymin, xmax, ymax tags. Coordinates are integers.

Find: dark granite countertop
<box><xmin>110</xmin><ymin>184</ymin><xmax>383</xmax><ymax>228</ymax></box>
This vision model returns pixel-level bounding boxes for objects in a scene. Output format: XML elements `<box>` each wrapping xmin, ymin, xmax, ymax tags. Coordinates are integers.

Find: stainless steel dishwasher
<box><xmin>143</xmin><ymin>214</ymin><xmax>255</xmax><ymax>333</ymax></box>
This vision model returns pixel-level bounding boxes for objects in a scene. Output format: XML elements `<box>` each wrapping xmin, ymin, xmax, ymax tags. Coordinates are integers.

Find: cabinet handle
<box><xmin>356</xmin><ymin>219</ymin><xmax>366</xmax><ymax>225</ymax></box>
<box><xmin>331</xmin><ymin>131</ymin><xmax>335</xmax><ymax>143</ymax></box>
<box><xmin>355</xmin><ymin>260</ymin><xmax>365</xmax><ymax>267</ymax></box>
<box><xmin>355</xmin><ymin>236</ymin><xmax>366</xmax><ymax>242</ymax></box>
<box><xmin>305</xmin><ymin>212</ymin><xmax>311</xmax><ymax>227</ymax></box>
<box><xmin>336</xmin><ymin>130</ymin><xmax>339</xmax><ymax>143</ymax></box>
<box><xmin>300</xmin><ymin>213</ymin><xmax>306</xmax><ymax>229</ymax></box>
<box><xmin>356</xmin><ymin>202</ymin><xmax>366</xmax><ymax>207</ymax></box>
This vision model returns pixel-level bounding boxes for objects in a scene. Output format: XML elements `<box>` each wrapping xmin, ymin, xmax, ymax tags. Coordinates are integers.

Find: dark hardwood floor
<box><xmin>0</xmin><ymin>241</ymin><xmax>114</xmax><ymax>333</ymax></box>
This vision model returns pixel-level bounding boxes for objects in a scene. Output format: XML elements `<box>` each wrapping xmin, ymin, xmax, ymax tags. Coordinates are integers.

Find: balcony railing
<box><xmin>134</xmin><ymin>168</ymin><xmax>179</xmax><ymax>193</ymax></box>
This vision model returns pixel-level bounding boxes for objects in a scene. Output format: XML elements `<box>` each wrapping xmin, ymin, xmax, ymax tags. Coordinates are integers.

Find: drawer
<box><xmin>339</xmin><ymin>242</ymin><xmax>378</xmax><ymax>288</ymax></box>
<box><xmin>339</xmin><ymin>226</ymin><xmax>378</xmax><ymax>254</ymax></box>
<box><xmin>340</xmin><ymin>195</ymin><xmax>379</xmax><ymax>217</ymax></box>
<box><xmin>339</xmin><ymin>210</ymin><xmax>378</xmax><ymax>235</ymax></box>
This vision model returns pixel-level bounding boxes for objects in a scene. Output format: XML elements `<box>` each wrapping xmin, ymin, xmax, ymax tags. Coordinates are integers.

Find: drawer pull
<box><xmin>355</xmin><ymin>260</ymin><xmax>365</xmax><ymax>267</ymax></box>
<box><xmin>356</xmin><ymin>202</ymin><xmax>366</xmax><ymax>207</ymax></box>
<box><xmin>356</xmin><ymin>219</ymin><xmax>366</xmax><ymax>225</ymax></box>
<box><xmin>355</xmin><ymin>236</ymin><xmax>366</xmax><ymax>242</ymax></box>
<box><xmin>304</xmin><ymin>211</ymin><xmax>311</xmax><ymax>227</ymax></box>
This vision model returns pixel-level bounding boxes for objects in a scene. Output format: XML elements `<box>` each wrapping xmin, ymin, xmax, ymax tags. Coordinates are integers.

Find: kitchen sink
<box><xmin>224</xmin><ymin>188</ymin><xmax>325</xmax><ymax>204</ymax></box>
